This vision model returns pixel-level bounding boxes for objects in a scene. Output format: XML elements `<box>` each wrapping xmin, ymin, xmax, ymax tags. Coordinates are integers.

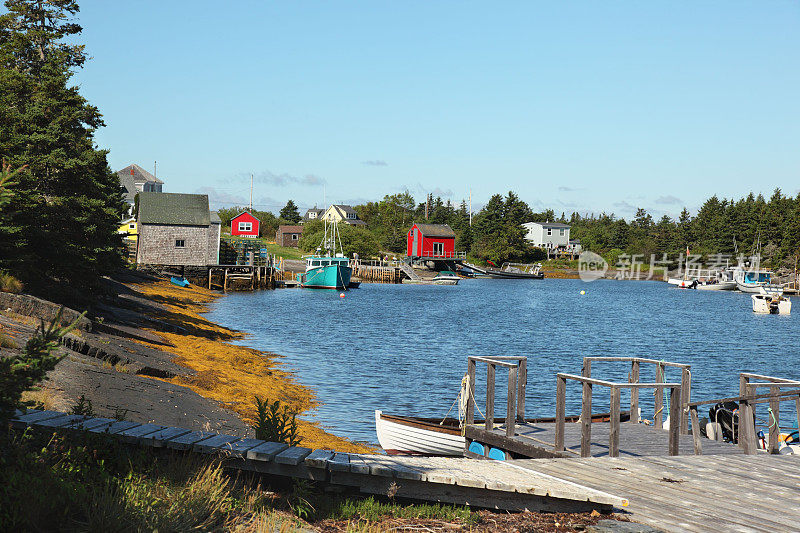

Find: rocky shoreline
<box><xmin>0</xmin><ymin>271</ymin><xmax>369</xmax><ymax>451</ymax></box>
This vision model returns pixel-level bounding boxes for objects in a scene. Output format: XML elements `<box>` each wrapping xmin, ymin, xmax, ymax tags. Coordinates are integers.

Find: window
<box><xmin>547</xmin><ymin>228</ymin><xmax>552</xmax><ymax>236</ymax></box>
<box><xmin>560</xmin><ymin>229</ymin><xmax>565</xmax><ymax>236</ymax></box>
<box><xmin>175</xmin><ymin>239</ymin><xmax>185</xmax><ymax>248</ymax></box>
<box><xmin>312</xmin><ymin>260</ymin><xmax>321</xmax><ymax>266</ymax></box>
<box><xmin>129</xmin><ymin>224</ymin><xmax>135</xmax><ymax>229</ymax></box>
<box><xmin>432</xmin><ymin>242</ymin><xmax>444</xmax><ymax>256</ymax></box>
<box><xmin>238</xmin><ymin>222</ymin><xmax>252</xmax><ymax>232</ymax></box>
<box><xmin>347</xmin><ymin>213</ymin><xmax>356</xmax><ymax>219</ymax></box>
<box><xmin>291</xmin><ymin>234</ymin><xmax>299</xmax><ymax>240</ymax></box>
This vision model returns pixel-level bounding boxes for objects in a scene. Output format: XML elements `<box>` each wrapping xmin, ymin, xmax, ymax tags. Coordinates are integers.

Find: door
<box><xmin>412</xmin><ymin>229</ymin><xmax>419</xmax><ymax>257</ymax></box>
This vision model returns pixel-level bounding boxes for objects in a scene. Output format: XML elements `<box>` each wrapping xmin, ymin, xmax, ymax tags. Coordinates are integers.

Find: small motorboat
<box><xmin>432</xmin><ymin>270</ymin><xmax>460</xmax><ymax>285</ymax></box>
<box><xmin>752</xmin><ymin>287</ymin><xmax>791</xmax><ymax>314</ymax></box>
<box><xmin>170</xmin><ymin>276</ymin><xmax>190</xmax><ymax>288</ymax></box>
<box><xmin>375</xmin><ymin>410</ymin><xmax>630</xmax><ymax>456</ymax></box>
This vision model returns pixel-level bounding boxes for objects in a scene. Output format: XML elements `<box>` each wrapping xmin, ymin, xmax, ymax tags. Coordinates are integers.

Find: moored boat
<box><xmin>375</xmin><ymin>410</ymin><xmax>630</xmax><ymax>456</ymax></box>
<box><xmin>300</xmin><ymin>218</ymin><xmax>352</xmax><ymax>290</ymax></box>
<box><xmin>432</xmin><ymin>270</ymin><xmax>460</xmax><ymax>285</ymax></box>
<box><xmin>751</xmin><ymin>287</ymin><xmax>791</xmax><ymax>314</ymax></box>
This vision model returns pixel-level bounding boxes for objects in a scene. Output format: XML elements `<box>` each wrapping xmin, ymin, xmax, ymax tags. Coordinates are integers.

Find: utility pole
<box><xmin>154</xmin><ymin>161</ymin><xmax>157</xmax><ymax>180</ymax></box>
<box><xmin>468</xmin><ymin>189</ymin><xmax>472</xmax><ymax>226</ymax></box>
<box><xmin>249</xmin><ymin>173</ymin><xmax>253</xmax><ymax>211</ymax></box>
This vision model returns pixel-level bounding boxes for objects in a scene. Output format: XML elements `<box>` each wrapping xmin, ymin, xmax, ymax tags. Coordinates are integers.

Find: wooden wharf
<box><xmin>351</xmin><ymin>259</ymin><xmax>403</xmax><ymax>284</ymax></box>
<box><xmin>9</xmin><ymin>408</ymin><xmax>627</xmax><ymax>514</ymax></box>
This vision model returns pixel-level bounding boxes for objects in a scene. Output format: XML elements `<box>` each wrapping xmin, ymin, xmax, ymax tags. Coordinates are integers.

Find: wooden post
<box><xmin>690</xmin><ymin>406</ymin><xmax>703</xmax><ymax>455</ymax></box>
<box><xmin>740</xmin><ymin>383</ymin><xmax>757</xmax><ymax>454</ymax></box>
<box><xmin>517</xmin><ymin>358</ymin><xmax>527</xmax><ymax>422</ymax></box>
<box><xmin>580</xmin><ymin>378</ymin><xmax>592</xmax><ymax>457</ymax></box>
<box><xmin>630</xmin><ymin>360</ymin><xmax>640</xmax><ymax>423</ymax></box>
<box><xmin>485</xmin><ymin>364</ymin><xmax>495</xmax><ymax>431</ymax></box>
<box><xmin>768</xmin><ymin>384</ymin><xmax>780</xmax><ymax>454</ymax></box>
<box><xmin>669</xmin><ymin>386</ymin><xmax>680</xmax><ymax>456</ymax></box>
<box><xmin>223</xmin><ymin>268</ymin><xmax>228</xmax><ymax>293</ymax></box>
<box><xmin>738</xmin><ymin>374</ymin><xmax>747</xmax><ymax>451</ymax></box>
<box><xmin>582</xmin><ymin>358</ymin><xmax>591</xmax><ymax>380</ymax></box>
<box><xmin>466</xmin><ymin>359</ymin><xmax>476</xmax><ymax>425</ymax></box>
<box><xmin>555</xmin><ymin>375</ymin><xmax>566</xmax><ymax>452</ymax></box>
<box><xmin>208</xmin><ymin>268</ymin><xmax>212</xmax><ymax>289</ymax></box>
<box><xmin>795</xmin><ymin>395</ymin><xmax>800</xmax><ymax>442</ymax></box>
<box><xmin>654</xmin><ymin>362</ymin><xmax>664</xmax><ymax>429</ymax></box>
<box><xmin>506</xmin><ymin>366</ymin><xmax>517</xmax><ymax>437</ymax></box>
<box><xmin>680</xmin><ymin>368</ymin><xmax>691</xmax><ymax>435</ymax></box>
<box><xmin>609</xmin><ymin>386</ymin><xmax>620</xmax><ymax>457</ymax></box>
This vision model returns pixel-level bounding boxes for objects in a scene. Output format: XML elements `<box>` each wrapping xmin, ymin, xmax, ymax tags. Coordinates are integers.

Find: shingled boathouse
<box><xmin>136</xmin><ymin>192</ymin><xmax>221</xmax><ymax>266</ymax></box>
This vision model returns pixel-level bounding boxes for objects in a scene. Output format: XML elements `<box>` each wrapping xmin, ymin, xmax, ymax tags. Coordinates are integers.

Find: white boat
<box><xmin>432</xmin><ymin>270</ymin><xmax>459</xmax><ymax>285</ymax></box>
<box><xmin>374</xmin><ymin>410</ymin><xmax>465</xmax><ymax>456</ymax></box>
<box><xmin>735</xmin><ymin>268</ymin><xmax>778</xmax><ymax>293</ymax></box>
<box><xmin>696</xmin><ymin>280</ymin><xmax>737</xmax><ymax>291</ymax></box>
<box><xmin>751</xmin><ymin>287</ymin><xmax>791</xmax><ymax>314</ymax></box>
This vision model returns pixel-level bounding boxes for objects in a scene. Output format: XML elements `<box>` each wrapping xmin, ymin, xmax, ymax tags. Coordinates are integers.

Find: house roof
<box><xmin>231</xmin><ymin>211</ymin><xmax>260</xmax><ymax>223</ymax></box>
<box><xmin>414</xmin><ymin>223</ymin><xmax>456</xmax><ymax>238</ymax></box>
<box><xmin>119</xmin><ymin>174</ymin><xmax>137</xmax><ymax>203</ymax></box>
<box><xmin>277</xmin><ymin>225</ymin><xmax>304</xmax><ymax>233</ymax></box>
<box><xmin>331</xmin><ymin>204</ymin><xmax>358</xmax><ymax>216</ymax></box>
<box><xmin>525</xmin><ymin>221</ymin><xmax>571</xmax><ymax>229</ymax></box>
<box><xmin>117</xmin><ymin>164</ymin><xmax>164</xmax><ymax>185</ymax></box>
<box><xmin>305</xmin><ymin>208</ymin><xmax>323</xmax><ymax>215</ymax></box>
<box><xmin>210</xmin><ymin>211</ymin><xmax>221</xmax><ymax>224</ymax></box>
<box><xmin>138</xmin><ymin>192</ymin><xmax>210</xmax><ymax>226</ymax></box>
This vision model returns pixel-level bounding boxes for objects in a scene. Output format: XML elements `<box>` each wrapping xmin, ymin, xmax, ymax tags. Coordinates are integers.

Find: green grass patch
<box><xmin>263</xmin><ymin>242</ymin><xmax>304</xmax><ymax>261</ymax></box>
<box><xmin>323</xmin><ymin>495</ymin><xmax>478</xmax><ymax>524</ymax></box>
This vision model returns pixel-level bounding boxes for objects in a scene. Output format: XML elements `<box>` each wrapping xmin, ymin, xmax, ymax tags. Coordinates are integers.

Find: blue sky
<box><xmin>70</xmin><ymin>1</ymin><xmax>799</xmax><ymax>217</ymax></box>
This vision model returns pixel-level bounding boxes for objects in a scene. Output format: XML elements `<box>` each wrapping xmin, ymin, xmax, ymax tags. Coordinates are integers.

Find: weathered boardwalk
<box><xmin>467</xmin><ymin>421</ymin><xmax>742</xmax><ymax>458</ymax></box>
<box><xmin>513</xmin><ymin>454</ymin><xmax>800</xmax><ymax>532</ymax></box>
<box><xmin>9</xmin><ymin>409</ymin><xmax>625</xmax><ymax>513</ymax></box>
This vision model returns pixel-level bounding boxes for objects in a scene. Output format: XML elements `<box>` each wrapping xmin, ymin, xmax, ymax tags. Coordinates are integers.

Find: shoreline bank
<box><xmin>129</xmin><ymin>279</ymin><xmax>372</xmax><ymax>453</ymax></box>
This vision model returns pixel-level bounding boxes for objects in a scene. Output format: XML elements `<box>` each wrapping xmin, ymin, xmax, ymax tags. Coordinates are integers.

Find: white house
<box><xmin>522</xmin><ymin>221</ymin><xmax>581</xmax><ymax>257</ymax></box>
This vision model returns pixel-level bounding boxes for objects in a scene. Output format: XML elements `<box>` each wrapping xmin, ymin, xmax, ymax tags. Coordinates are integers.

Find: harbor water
<box><xmin>206</xmin><ymin>278</ymin><xmax>800</xmax><ymax>445</ymax></box>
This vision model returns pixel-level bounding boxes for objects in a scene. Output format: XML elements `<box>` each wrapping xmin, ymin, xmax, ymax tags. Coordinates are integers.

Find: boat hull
<box><xmin>302</xmin><ymin>264</ymin><xmax>352</xmax><ymax>289</ymax></box>
<box><xmin>375</xmin><ymin>411</ymin><xmax>465</xmax><ymax>456</ymax></box>
<box><xmin>736</xmin><ymin>280</ymin><xmax>772</xmax><ymax>293</ymax></box>
<box><xmin>752</xmin><ymin>294</ymin><xmax>791</xmax><ymax>314</ymax></box>
<box><xmin>696</xmin><ymin>280</ymin><xmax>737</xmax><ymax>291</ymax></box>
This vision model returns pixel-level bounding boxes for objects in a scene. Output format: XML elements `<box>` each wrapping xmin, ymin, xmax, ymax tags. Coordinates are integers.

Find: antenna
<box><xmin>154</xmin><ymin>161</ymin><xmax>157</xmax><ymax>179</ymax></box>
<box><xmin>249</xmin><ymin>173</ymin><xmax>253</xmax><ymax>211</ymax></box>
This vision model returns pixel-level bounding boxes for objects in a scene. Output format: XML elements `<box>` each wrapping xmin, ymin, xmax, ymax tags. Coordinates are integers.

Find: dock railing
<box><xmin>465</xmin><ymin>356</ymin><xmax>527</xmax><ymax>438</ymax></box>
<box><xmin>582</xmin><ymin>357</ymin><xmax>692</xmax><ymax>434</ymax></box>
<box><xmin>687</xmin><ymin>373</ymin><xmax>800</xmax><ymax>455</ymax></box>
<box><xmin>555</xmin><ymin>372</ymin><xmax>682</xmax><ymax>457</ymax></box>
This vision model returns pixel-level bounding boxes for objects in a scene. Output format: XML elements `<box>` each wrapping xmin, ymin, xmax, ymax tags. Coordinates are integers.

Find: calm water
<box><xmin>206</xmin><ymin>279</ymin><xmax>800</xmax><ymax>445</ymax></box>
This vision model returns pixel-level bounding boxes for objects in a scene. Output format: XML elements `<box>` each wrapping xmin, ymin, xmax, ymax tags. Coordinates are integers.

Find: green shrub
<box><xmin>70</xmin><ymin>395</ymin><xmax>94</xmax><ymax>417</ymax></box>
<box><xmin>252</xmin><ymin>397</ymin><xmax>302</xmax><ymax>446</ymax></box>
<box><xmin>0</xmin><ymin>271</ymin><xmax>24</xmax><ymax>293</ymax></box>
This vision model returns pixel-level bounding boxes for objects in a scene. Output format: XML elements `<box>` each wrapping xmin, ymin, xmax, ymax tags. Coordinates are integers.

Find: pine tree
<box><xmin>279</xmin><ymin>200</ymin><xmax>301</xmax><ymax>223</ymax></box>
<box><xmin>0</xmin><ymin>0</ymin><xmax>125</xmax><ymax>294</ymax></box>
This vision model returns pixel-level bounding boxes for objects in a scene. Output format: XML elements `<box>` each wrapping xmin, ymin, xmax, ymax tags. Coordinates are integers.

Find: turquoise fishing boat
<box><xmin>300</xmin><ymin>218</ymin><xmax>353</xmax><ymax>290</ymax></box>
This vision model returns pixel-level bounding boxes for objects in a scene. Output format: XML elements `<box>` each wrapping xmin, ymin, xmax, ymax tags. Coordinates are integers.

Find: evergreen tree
<box><xmin>0</xmin><ymin>0</ymin><xmax>125</xmax><ymax>293</ymax></box>
<box><xmin>279</xmin><ymin>200</ymin><xmax>301</xmax><ymax>223</ymax></box>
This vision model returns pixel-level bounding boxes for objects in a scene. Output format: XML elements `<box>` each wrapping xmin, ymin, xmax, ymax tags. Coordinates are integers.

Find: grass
<box><xmin>0</xmin><ymin>332</ymin><xmax>19</xmax><ymax>348</ymax></box>
<box><xmin>263</xmin><ymin>242</ymin><xmax>304</xmax><ymax>261</ymax></box>
<box><xmin>0</xmin><ymin>271</ymin><xmax>24</xmax><ymax>293</ymax></box>
<box><xmin>0</xmin><ymin>429</ymin><xmax>476</xmax><ymax>532</ymax></box>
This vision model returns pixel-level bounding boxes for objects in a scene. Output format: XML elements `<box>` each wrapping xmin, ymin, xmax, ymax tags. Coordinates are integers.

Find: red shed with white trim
<box><xmin>407</xmin><ymin>223</ymin><xmax>456</xmax><ymax>258</ymax></box>
<box><xmin>230</xmin><ymin>211</ymin><xmax>260</xmax><ymax>238</ymax></box>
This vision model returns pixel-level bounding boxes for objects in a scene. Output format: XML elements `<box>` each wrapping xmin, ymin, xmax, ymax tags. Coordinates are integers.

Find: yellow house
<box><xmin>118</xmin><ymin>217</ymin><xmax>138</xmax><ymax>242</ymax></box>
<box><xmin>321</xmin><ymin>204</ymin><xmax>366</xmax><ymax>226</ymax></box>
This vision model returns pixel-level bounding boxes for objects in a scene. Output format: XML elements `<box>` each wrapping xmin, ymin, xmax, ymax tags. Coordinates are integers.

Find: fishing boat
<box><xmin>751</xmin><ymin>287</ymin><xmax>791</xmax><ymax>314</ymax></box>
<box><xmin>432</xmin><ymin>270</ymin><xmax>460</xmax><ymax>285</ymax></box>
<box><xmin>375</xmin><ymin>410</ymin><xmax>631</xmax><ymax>456</ymax></box>
<box><xmin>464</xmin><ymin>262</ymin><xmax>545</xmax><ymax>279</ymax></box>
<box><xmin>300</xmin><ymin>219</ymin><xmax>352</xmax><ymax>290</ymax></box>
<box><xmin>735</xmin><ymin>268</ymin><xmax>776</xmax><ymax>293</ymax></box>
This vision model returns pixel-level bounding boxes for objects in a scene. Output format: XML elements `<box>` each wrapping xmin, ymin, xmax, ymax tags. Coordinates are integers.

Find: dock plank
<box><xmin>246</xmin><ymin>442</ymin><xmax>289</xmax><ymax>462</ymax></box>
<box><xmin>117</xmin><ymin>423</ymin><xmax>167</xmax><ymax>442</ymax></box>
<box><xmin>65</xmin><ymin>417</ymin><xmax>117</xmax><ymax>431</ymax></box>
<box><xmin>194</xmin><ymin>434</ymin><xmax>241</xmax><ymax>453</ymax></box>
<box><xmin>304</xmin><ymin>449</ymin><xmax>335</xmax><ymax>469</ymax></box>
<box><xmin>89</xmin><ymin>420</ymin><xmax>140</xmax><ymax>435</ymax></box>
<box><xmin>274</xmin><ymin>446</ymin><xmax>312</xmax><ymax>465</ymax></box>
<box><xmin>219</xmin><ymin>438</ymin><xmax>265</xmax><ymax>458</ymax></box>
<box><xmin>164</xmin><ymin>430</ymin><xmax>216</xmax><ymax>451</ymax></box>
<box><xmin>328</xmin><ymin>453</ymin><xmax>350</xmax><ymax>472</ymax></box>
<box><xmin>34</xmin><ymin>414</ymin><xmax>88</xmax><ymax>428</ymax></box>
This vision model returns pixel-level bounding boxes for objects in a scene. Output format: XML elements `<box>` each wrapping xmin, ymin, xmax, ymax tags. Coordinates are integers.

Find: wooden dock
<box><xmin>9</xmin><ymin>409</ymin><xmax>626</xmax><ymax>514</ymax></box>
<box><xmin>467</xmin><ymin>420</ymin><xmax>743</xmax><ymax>459</ymax></box>
<box><xmin>512</xmin><ymin>454</ymin><xmax>800</xmax><ymax>532</ymax></box>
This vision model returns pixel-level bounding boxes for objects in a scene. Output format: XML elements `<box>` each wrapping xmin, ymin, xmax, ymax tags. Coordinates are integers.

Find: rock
<box><xmin>0</xmin><ymin>292</ymin><xmax>92</xmax><ymax>330</ymax></box>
